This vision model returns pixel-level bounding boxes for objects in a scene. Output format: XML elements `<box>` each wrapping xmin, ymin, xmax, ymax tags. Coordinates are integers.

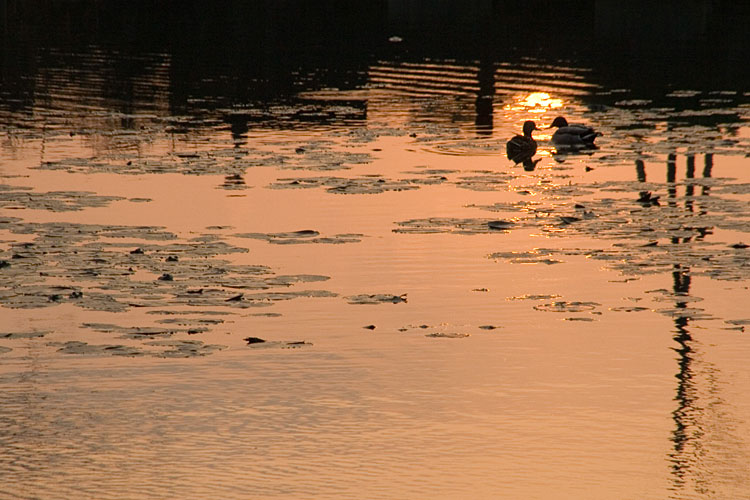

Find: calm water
<box><xmin>2</xmin><ymin>2</ymin><xmax>750</xmax><ymax>499</ymax></box>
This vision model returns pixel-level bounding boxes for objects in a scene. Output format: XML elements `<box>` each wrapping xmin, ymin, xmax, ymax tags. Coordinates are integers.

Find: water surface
<box><xmin>2</xmin><ymin>2</ymin><xmax>750</xmax><ymax>499</ymax></box>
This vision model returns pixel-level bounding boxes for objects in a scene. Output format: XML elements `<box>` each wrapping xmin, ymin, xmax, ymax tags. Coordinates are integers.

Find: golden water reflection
<box><xmin>1</xmin><ymin>45</ymin><xmax>750</xmax><ymax>499</ymax></box>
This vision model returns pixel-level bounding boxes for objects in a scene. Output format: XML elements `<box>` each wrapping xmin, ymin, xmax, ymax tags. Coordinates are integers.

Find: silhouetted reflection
<box><xmin>637</xmin><ymin>191</ymin><xmax>660</xmax><ymax>206</ymax></box>
<box><xmin>633</xmin><ymin>151</ymin><xmax>722</xmax><ymax>493</ymax></box>
<box><xmin>474</xmin><ymin>61</ymin><xmax>495</xmax><ymax>134</ymax></box>
<box><xmin>551</xmin><ymin>148</ymin><xmax>596</xmax><ymax>163</ymax></box>
<box><xmin>506</xmin><ymin>147</ymin><xmax>537</xmax><ymax>166</ymax></box>
<box><xmin>521</xmin><ymin>157</ymin><xmax>541</xmax><ymax>171</ymax></box>
<box><xmin>227</xmin><ymin>114</ymin><xmax>249</xmax><ymax>145</ymax></box>
<box><xmin>702</xmin><ymin>154</ymin><xmax>714</xmax><ymax>197</ymax></box>
<box><xmin>636</xmin><ymin>159</ymin><xmax>646</xmax><ymax>182</ymax></box>
<box><xmin>667</xmin><ymin>153</ymin><xmax>677</xmax><ymax>208</ymax></box>
<box><xmin>669</xmin><ymin>311</ymin><xmax>698</xmax><ymax>489</ymax></box>
<box><xmin>669</xmin><ymin>227</ymin><xmax>700</xmax><ymax>491</ymax></box>
<box><xmin>222</xmin><ymin>173</ymin><xmax>246</xmax><ymax>190</ymax></box>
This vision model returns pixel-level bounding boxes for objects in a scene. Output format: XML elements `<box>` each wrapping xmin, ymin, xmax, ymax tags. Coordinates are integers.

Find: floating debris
<box><xmin>244</xmin><ymin>336</ymin><xmax>266</xmax><ymax>344</ymax></box>
<box><xmin>610</xmin><ymin>306</ymin><xmax>650</xmax><ymax>313</ymax></box>
<box><xmin>270</xmin><ymin>175</ymin><xmax>434</xmax><ymax>195</ymax></box>
<box><xmin>0</xmin><ymin>185</ymin><xmax>126</xmax><ymax>212</ymax></box>
<box><xmin>233</xmin><ymin>230</ymin><xmax>363</xmax><ymax>245</ymax></box>
<box><xmin>146</xmin><ymin>340</ymin><xmax>226</xmax><ymax>358</ymax></box>
<box><xmin>487</xmin><ymin>220</ymin><xmax>515</xmax><ymax>231</ymax></box>
<box><xmin>534</xmin><ymin>301</ymin><xmax>601</xmax><ymax>313</ymax></box>
<box><xmin>345</xmin><ymin>293</ymin><xmax>407</xmax><ymax>305</ymax></box>
<box><xmin>81</xmin><ymin>323</ymin><xmax>195</xmax><ymax>338</ymax></box>
<box><xmin>508</xmin><ymin>294</ymin><xmax>562</xmax><ymax>301</ymax></box>
<box><xmin>0</xmin><ymin>331</ymin><xmax>48</xmax><ymax>339</ymax></box>
<box><xmin>53</xmin><ymin>341</ymin><xmax>144</xmax><ymax>357</ymax></box>
<box><xmin>394</xmin><ymin>217</ymin><xmax>524</xmax><ymax>235</ymax></box>
<box><xmin>425</xmin><ymin>332</ymin><xmax>469</xmax><ymax>338</ymax></box>
<box><xmin>637</xmin><ymin>191</ymin><xmax>660</xmax><ymax>206</ymax></box>
<box><xmin>245</xmin><ymin>339</ymin><xmax>313</xmax><ymax>349</ymax></box>
<box><xmin>0</xmin><ymin>219</ymin><xmax>337</xmax><ymax>315</ymax></box>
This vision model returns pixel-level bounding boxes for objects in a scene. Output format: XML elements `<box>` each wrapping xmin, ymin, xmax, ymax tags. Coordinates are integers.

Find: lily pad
<box><xmin>53</xmin><ymin>341</ymin><xmax>145</xmax><ymax>357</ymax></box>
<box><xmin>345</xmin><ymin>293</ymin><xmax>407</xmax><ymax>305</ymax></box>
<box><xmin>245</xmin><ymin>339</ymin><xmax>313</xmax><ymax>349</ymax></box>
<box><xmin>233</xmin><ymin>230</ymin><xmax>363</xmax><ymax>245</ymax></box>
<box><xmin>0</xmin><ymin>331</ymin><xmax>48</xmax><ymax>339</ymax></box>
<box><xmin>534</xmin><ymin>301</ymin><xmax>601</xmax><ymax>313</ymax></box>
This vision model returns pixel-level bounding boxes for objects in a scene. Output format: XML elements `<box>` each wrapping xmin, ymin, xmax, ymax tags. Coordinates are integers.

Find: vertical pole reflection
<box><xmin>669</xmin><ymin>209</ymin><xmax>697</xmax><ymax>492</ymax></box>
<box><xmin>666</xmin><ymin>152</ymin><xmax>721</xmax><ymax>495</ymax></box>
<box><xmin>669</xmin><ymin>307</ymin><xmax>699</xmax><ymax>491</ymax></box>
<box><xmin>635</xmin><ymin>158</ymin><xmax>646</xmax><ymax>182</ymax></box>
<box><xmin>667</xmin><ymin>152</ymin><xmax>677</xmax><ymax>209</ymax></box>
<box><xmin>474</xmin><ymin>1</ymin><xmax>494</xmax><ymax>135</ymax></box>
<box><xmin>702</xmin><ymin>153</ymin><xmax>713</xmax><ymax>196</ymax></box>
<box><xmin>474</xmin><ymin>60</ymin><xmax>494</xmax><ymax>134</ymax></box>
<box><xmin>667</xmin><ymin>153</ymin><xmax>678</xmax><ymax>246</ymax></box>
<box><xmin>685</xmin><ymin>155</ymin><xmax>695</xmax><ymax>212</ymax></box>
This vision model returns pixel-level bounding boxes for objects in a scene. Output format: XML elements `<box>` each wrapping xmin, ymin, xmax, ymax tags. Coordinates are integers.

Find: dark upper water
<box><xmin>1</xmin><ymin>2</ymin><xmax>750</xmax><ymax>499</ymax></box>
<box><xmin>2</xmin><ymin>0</ymin><xmax>749</xmax><ymax>130</ymax></box>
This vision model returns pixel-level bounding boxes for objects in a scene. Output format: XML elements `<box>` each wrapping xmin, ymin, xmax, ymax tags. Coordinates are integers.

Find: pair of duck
<box><xmin>506</xmin><ymin>117</ymin><xmax>601</xmax><ymax>164</ymax></box>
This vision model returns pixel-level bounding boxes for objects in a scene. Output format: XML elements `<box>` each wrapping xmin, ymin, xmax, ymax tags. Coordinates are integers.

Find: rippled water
<box><xmin>2</xmin><ymin>3</ymin><xmax>750</xmax><ymax>499</ymax></box>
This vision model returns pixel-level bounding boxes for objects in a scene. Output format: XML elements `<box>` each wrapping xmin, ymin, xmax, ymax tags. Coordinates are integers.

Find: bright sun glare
<box><xmin>518</xmin><ymin>92</ymin><xmax>564</xmax><ymax>111</ymax></box>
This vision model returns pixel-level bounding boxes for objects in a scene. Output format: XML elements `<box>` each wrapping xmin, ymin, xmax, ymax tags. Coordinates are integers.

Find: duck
<box><xmin>548</xmin><ymin>116</ymin><xmax>601</xmax><ymax>147</ymax></box>
<box><xmin>506</xmin><ymin>120</ymin><xmax>538</xmax><ymax>164</ymax></box>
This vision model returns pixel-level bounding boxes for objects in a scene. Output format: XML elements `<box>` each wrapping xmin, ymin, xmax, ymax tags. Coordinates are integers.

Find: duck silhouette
<box><xmin>506</xmin><ymin>120</ymin><xmax>538</xmax><ymax>164</ymax></box>
<box><xmin>549</xmin><ymin>116</ymin><xmax>601</xmax><ymax>147</ymax></box>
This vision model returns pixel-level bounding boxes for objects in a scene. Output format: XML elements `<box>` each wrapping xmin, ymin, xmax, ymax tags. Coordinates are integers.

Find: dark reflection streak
<box><xmin>474</xmin><ymin>60</ymin><xmax>494</xmax><ymax>135</ymax></box>
<box><xmin>665</xmin><ymin>151</ymin><xmax>721</xmax><ymax>497</ymax></box>
<box><xmin>669</xmin><ymin>308</ymin><xmax>698</xmax><ymax>490</ymax></box>
<box><xmin>694</xmin><ymin>154</ymin><xmax>714</xmax><ymax>239</ymax></box>
<box><xmin>667</xmin><ymin>153</ymin><xmax>677</xmax><ymax>208</ymax></box>
<box><xmin>695</xmin><ymin>154</ymin><xmax>713</xmax><ymax>240</ymax></box>
<box><xmin>228</xmin><ymin>114</ymin><xmax>249</xmax><ymax>147</ymax></box>
<box><xmin>666</xmin><ymin>153</ymin><xmax>679</xmax><ymax>245</ymax></box>
<box><xmin>633</xmin><ymin>152</ymin><xmax>718</xmax><ymax>495</ymax></box>
<box><xmin>669</xmin><ymin>226</ymin><xmax>697</xmax><ymax>491</ymax></box>
<box><xmin>685</xmin><ymin>155</ymin><xmax>695</xmax><ymax>212</ymax></box>
<box><xmin>474</xmin><ymin>2</ymin><xmax>494</xmax><ymax>136</ymax></box>
<box><xmin>701</xmin><ymin>154</ymin><xmax>713</xmax><ymax>197</ymax></box>
<box><xmin>635</xmin><ymin>158</ymin><xmax>646</xmax><ymax>182</ymax></box>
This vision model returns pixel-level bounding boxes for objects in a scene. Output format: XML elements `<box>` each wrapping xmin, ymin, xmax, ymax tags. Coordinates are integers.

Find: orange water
<box><xmin>1</xmin><ymin>52</ymin><xmax>750</xmax><ymax>499</ymax></box>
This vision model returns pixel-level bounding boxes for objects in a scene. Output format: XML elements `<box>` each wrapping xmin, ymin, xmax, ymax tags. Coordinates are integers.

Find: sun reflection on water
<box><xmin>519</xmin><ymin>92</ymin><xmax>564</xmax><ymax>110</ymax></box>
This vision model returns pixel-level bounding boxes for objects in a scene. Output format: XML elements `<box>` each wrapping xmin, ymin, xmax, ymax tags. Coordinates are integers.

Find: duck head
<box><xmin>522</xmin><ymin>120</ymin><xmax>537</xmax><ymax>137</ymax></box>
<box><xmin>548</xmin><ymin>116</ymin><xmax>569</xmax><ymax>128</ymax></box>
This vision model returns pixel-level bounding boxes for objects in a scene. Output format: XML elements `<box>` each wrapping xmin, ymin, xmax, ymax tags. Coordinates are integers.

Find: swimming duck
<box><xmin>548</xmin><ymin>116</ymin><xmax>601</xmax><ymax>147</ymax></box>
<box><xmin>506</xmin><ymin>120</ymin><xmax>537</xmax><ymax>164</ymax></box>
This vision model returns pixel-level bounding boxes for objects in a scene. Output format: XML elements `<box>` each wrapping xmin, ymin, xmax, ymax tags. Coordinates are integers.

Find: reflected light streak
<box><xmin>507</xmin><ymin>92</ymin><xmax>564</xmax><ymax>115</ymax></box>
